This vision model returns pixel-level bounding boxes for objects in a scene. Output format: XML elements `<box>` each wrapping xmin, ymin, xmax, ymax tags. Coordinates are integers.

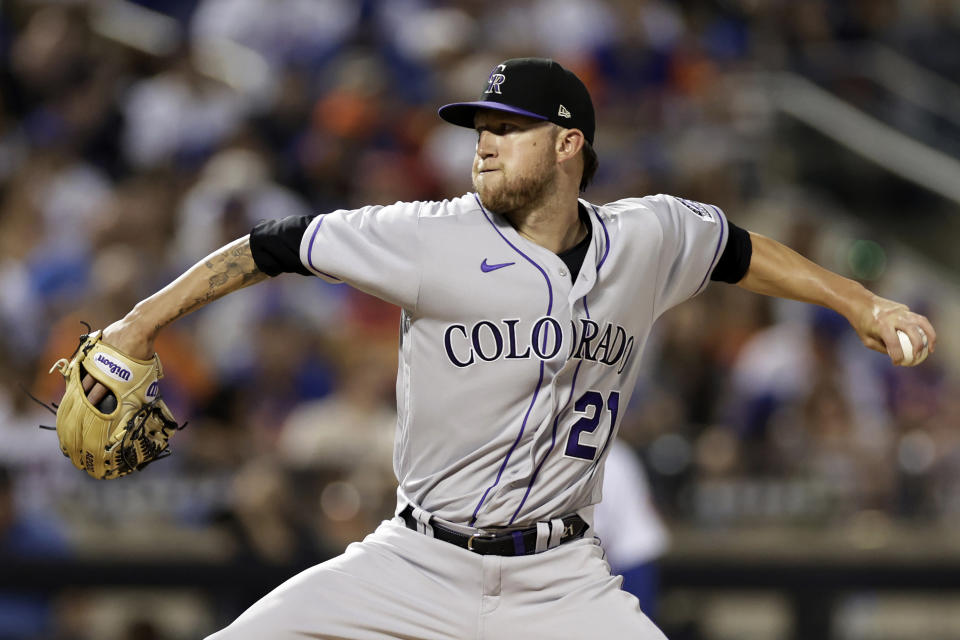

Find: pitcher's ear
<box><xmin>556</xmin><ymin>128</ymin><xmax>585</xmax><ymax>161</ymax></box>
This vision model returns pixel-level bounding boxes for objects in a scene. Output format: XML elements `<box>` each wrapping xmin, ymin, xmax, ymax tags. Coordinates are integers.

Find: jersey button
<box><xmin>558</xmin><ymin>267</ymin><xmax>568</xmax><ymax>277</ymax></box>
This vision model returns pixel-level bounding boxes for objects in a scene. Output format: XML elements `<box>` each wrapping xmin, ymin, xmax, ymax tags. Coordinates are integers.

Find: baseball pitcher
<box><xmin>55</xmin><ymin>58</ymin><xmax>935</xmax><ymax>639</ymax></box>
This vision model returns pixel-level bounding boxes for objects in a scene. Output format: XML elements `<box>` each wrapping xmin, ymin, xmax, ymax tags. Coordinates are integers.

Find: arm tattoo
<box><xmin>175</xmin><ymin>241</ymin><xmax>264</xmax><ymax>321</ymax></box>
<box><xmin>204</xmin><ymin>243</ymin><xmax>261</xmax><ymax>287</ymax></box>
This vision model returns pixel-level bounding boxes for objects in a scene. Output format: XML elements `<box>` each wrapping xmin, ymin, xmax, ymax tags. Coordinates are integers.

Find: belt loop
<box><xmin>548</xmin><ymin>518</ymin><xmax>564</xmax><ymax>548</ymax></box>
<box><xmin>411</xmin><ymin>506</ymin><xmax>434</xmax><ymax>537</ymax></box>
<box><xmin>535</xmin><ymin>522</ymin><xmax>550</xmax><ymax>553</ymax></box>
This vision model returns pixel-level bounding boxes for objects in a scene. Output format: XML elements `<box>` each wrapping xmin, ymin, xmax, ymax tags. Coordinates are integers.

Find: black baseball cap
<box><xmin>439</xmin><ymin>58</ymin><xmax>596</xmax><ymax>144</ymax></box>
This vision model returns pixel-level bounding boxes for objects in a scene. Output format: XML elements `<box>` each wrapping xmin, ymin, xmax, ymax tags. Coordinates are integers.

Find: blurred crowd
<box><xmin>1</xmin><ymin>0</ymin><xmax>960</xmax><ymax>637</ymax></box>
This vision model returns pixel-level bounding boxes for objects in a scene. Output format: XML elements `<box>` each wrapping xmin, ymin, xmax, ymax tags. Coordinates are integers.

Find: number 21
<box><xmin>564</xmin><ymin>390</ymin><xmax>620</xmax><ymax>461</ymax></box>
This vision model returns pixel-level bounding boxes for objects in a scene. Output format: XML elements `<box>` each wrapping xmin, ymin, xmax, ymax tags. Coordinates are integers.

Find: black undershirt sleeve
<box><xmin>710</xmin><ymin>221</ymin><xmax>752</xmax><ymax>283</ymax></box>
<box><xmin>249</xmin><ymin>215</ymin><xmax>317</xmax><ymax>276</ymax></box>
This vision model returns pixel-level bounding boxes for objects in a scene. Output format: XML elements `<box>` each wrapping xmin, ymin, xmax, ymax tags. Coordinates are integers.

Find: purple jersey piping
<box><xmin>305</xmin><ymin>215</ymin><xmax>342</xmax><ymax>281</ymax></box>
<box><xmin>589</xmin><ymin>204</ymin><xmax>611</xmax><ymax>272</ymax></box>
<box><xmin>512</xmin><ymin>209</ymin><xmax>611</xmax><ymax>523</ymax></box>
<box><xmin>582</xmin><ymin>279</ymin><xmax>592</xmax><ymax>326</ymax></box>
<box><xmin>511</xmin><ymin>288</ymin><xmax>592</xmax><ymax>524</ymax></box>
<box><xmin>470</xmin><ymin>193</ymin><xmax>554</xmax><ymax>526</ymax></box>
<box><xmin>694</xmin><ymin>205</ymin><xmax>726</xmax><ymax>294</ymax></box>
<box><xmin>594</xmin><ymin>396</ymin><xmax>618</xmax><ymax>466</ymax></box>
<box><xmin>510</xmin><ymin>358</ymin><xmax>584</xmax><ymax>525</ymax></box>
<box><xmin>472</xmin><ymin>194</ymin><xmax>554</xmax><ymax>312</ymax></box>
<box><xmin>508</xmin><ymin>204</ymin><xmax>610</xmax><ymax>524</ymax></box>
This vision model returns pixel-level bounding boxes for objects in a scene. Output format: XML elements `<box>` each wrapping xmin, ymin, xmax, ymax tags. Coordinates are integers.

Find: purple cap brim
<box><xmin>438</xmin><ymin>101</ymin><xmax>549</xmax><ymax>129</ymax></box>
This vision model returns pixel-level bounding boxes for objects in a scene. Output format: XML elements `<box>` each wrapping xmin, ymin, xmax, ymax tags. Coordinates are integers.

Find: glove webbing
<box><xmin>115</xmin><ymin>399</ymin><xmax>186</xmax><ymax>475</ymax></box>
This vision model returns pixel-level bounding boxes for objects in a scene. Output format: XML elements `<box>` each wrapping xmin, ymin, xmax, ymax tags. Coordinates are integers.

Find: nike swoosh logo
<box><xmin>481</xmin><ymin>259</ymin><xmax>515</xmax><ymax>273</ymax></box>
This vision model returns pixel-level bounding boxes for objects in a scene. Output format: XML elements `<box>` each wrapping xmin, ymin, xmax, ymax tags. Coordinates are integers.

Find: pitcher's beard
<box><xmin>474</xmin><ymin>164</ymin><xmax>558</xmax><ymax>216</ymax></box>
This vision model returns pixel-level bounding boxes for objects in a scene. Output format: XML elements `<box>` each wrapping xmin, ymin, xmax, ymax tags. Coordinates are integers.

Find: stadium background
<box><xmin>2</xmin><ymin>0</ymin><xmax>960</xmax><ymax>638</ymax></box>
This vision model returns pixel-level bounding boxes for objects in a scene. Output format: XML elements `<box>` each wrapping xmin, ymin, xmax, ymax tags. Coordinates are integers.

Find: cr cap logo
<box><xmin>93</xmin><ymin>353</ymin><xmax>132</xmax><ymax>383</ymax></box>
<box><xmin>484</xmin><ymin>64</ymin><xmax>507</xmax><ymax>95</ymax></box>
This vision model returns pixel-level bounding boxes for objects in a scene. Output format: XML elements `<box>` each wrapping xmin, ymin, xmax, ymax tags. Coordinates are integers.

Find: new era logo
<box><xmin>558</xmin><ymin>104</ymin><xmax>572</xmax><ymax>118</ymax></box>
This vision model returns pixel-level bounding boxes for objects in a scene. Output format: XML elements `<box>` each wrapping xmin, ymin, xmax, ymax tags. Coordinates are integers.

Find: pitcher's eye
<box><xmin>477</xmin><ymin>123</ymin><xmax>518</xmax><ymax>137</ymax></box>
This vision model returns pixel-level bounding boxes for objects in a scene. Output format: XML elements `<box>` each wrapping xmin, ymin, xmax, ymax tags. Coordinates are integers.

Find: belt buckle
<box><xmin>466</xmin><ymin>531</ymin><xmax>497</xmax><ymax>552</ymax></box>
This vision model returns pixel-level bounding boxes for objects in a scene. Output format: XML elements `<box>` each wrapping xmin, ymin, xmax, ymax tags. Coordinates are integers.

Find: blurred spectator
<box><xmin>277</xmin><ymin>332</ymin><xmax>398</xmax><ymax>549</ymax></box>
<box><xmin>174</xmin><ymin>146</ymin><xmax>310</xmax><ymax>266</ymax></box>
<box><xmin>0</xmin><ymin>465</ymin><xmax>68</xmax><ymax>557</ymax></box>
<box><xmin>277</xmin><ymin>336</ymin><xmax>395</xmax><ymax>471</ymax></box>
<box><xmin>190</xmin><ymin>0</ymin><xmax>361</xmax><ymax>70</ymax></box>
<box><xmin>729</xmin><ymin>307</ymin><xmax>890</xmax><ymax>462</ymax></box>
<box><xmin>594</xmin><ymin>439</ymin><xmax>669</xmax><ymax>618</ymax></box>
<box><xmin>121</xmin><ymin>48</ymin><xmax>245</xmax><ymax>170</ymax></box>
<box><xmin>225</xmin><ymin>457</ymin><xmax>322</xmax><ymax>565</ymax></box>
<box><xmin>0</xmin><ymin>97</ymin><xmax>27</xmax><ymax>185</ymax></box>
<box><xmin>0</xmin><ymin>465</ymin><xmax>70</xmax><ymax>640</ymax></box>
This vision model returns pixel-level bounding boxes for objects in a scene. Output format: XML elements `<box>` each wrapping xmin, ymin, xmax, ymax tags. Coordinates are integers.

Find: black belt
<box><xmin>399</xmin><ymin>505</ymin><xmax>588</xmax><ymax>556</ymax></box>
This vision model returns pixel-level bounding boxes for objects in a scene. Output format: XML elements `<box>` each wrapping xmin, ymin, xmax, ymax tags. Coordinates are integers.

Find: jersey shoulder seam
<box><xmin>593</xmin><ymin>196</ymin><xmax>669</xmax><ymax>225</ymax></box>
<box><xmin>414</xmin><ymin>193</ymin><xmax>483</xmax><ymax>220</ymax></box>
<box><xmin>412</xmin><ymin>200</ymin><xmax>425</xmax><ymax>313</ymax></box>
<box><xmin>650</xmin><ymin>210</ymin><xmax>667</xmax><ymax>324</ymax></box>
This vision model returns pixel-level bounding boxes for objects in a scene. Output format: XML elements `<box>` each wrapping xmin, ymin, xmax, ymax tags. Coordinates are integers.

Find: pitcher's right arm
<box><xmin>84</xmin><ymin>235</ymin><xmax>266</xmax><ymax>402</ymax></box>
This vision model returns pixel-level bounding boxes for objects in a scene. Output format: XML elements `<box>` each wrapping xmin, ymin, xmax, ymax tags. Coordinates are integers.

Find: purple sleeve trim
<box><xmin>589</xmin><ymin>204</ymin><xmax>610</xmax><ymax>272</ymax></box>
<box><xmin>469</xmin><ymin>193</ymin><xmax>554</xmax><ymax>526</ymax></box>
<box><xmin>471</xmin><ymin>361</ymin><xmax>546</xmax><ymax>527</ymax></box>
<box><xmin>694</xmin><ymin>205</ymin><xmax>726</xmax><ymax>294</ymax></box>
<box><xmin>305</xmin><ymin>215</ymin><xmax>342</xmax><ymax>281</ymax></box>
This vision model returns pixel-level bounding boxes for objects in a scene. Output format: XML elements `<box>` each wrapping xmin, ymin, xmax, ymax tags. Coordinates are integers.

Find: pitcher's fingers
<box><xmin>877</xmin><ymin>323</ymin><xmax>903</xmax><ymax>363</ymax></box>
<box><xmin>82</xmin><ymin>374</ymin><xmax>95</xmax><ymax>393</ymax></box>
<box><xmin>86</xmin><ymin>382</ymin><xmax>108</xmax><ymax>406</ymax></box>
<box><xmin>917</xmin><ymin>316</ymin><xmax>936</xmax><ymax>353</ymax></box>
<box><xmin>902</xmin><ymin>325</ymin><xmax>926</xmax><ymax>359</ymax></box>
<box><xmin>863</xmin><ymin>335</ymin><xmax>887</xmax><ymax>354</ymax></box>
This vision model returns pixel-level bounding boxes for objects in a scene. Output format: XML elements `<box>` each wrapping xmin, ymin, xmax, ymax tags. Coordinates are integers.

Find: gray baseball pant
<box><xmin>206</xmin><ymin>517</ymin><xmax>667</xmax><ymax>639</ymax></box>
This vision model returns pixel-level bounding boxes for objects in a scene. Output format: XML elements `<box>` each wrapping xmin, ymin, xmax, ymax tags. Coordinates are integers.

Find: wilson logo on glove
<box><xmin>94</xmin><ymin>353</ymin><xmax>133</xmax><ymax>382</ymax></box>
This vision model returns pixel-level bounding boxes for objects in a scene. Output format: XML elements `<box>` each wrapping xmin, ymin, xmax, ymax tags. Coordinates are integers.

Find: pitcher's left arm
<box><xmin>736</xmin><ymin>231</ymin><xmax>935</xmax><ymax>366</ymax></box>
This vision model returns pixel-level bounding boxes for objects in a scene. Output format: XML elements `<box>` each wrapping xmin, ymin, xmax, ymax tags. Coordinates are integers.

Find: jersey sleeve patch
<box><xmin>647</xmin><ymin>194</ymin><xmax>728</xmax><ymax>316</ymax></box>
<box><xmin>676</xmin><ymin>197</ymin><xmax>715</xmax><ymax>221</ymax></box>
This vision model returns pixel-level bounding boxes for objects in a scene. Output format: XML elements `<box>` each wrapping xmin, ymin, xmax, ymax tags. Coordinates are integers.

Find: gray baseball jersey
<box><xmin>298</xmin><ymin>191</ymin><xmax>727</xmax><ymax>529</ymax></box>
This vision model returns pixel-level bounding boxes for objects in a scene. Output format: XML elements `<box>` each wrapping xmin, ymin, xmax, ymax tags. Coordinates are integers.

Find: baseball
<box><xmin>96</xmin><ymin>392</ymin><xmax>118</xmax><ymax>414</ymax></box>
<box><xmin>897</xmin><ymin>329</ymin><xmax>928</xmax><ymax>366</ymax></box>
